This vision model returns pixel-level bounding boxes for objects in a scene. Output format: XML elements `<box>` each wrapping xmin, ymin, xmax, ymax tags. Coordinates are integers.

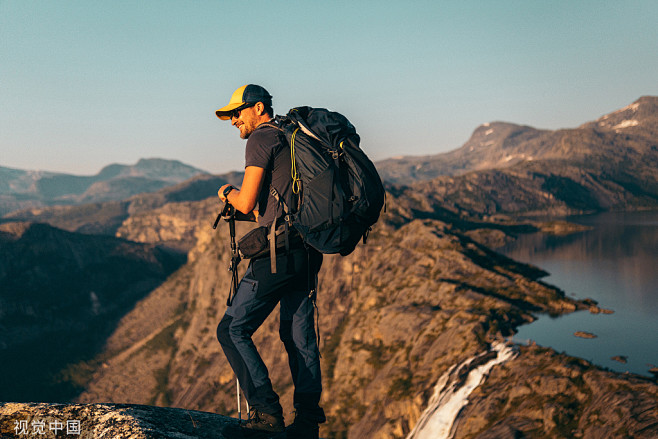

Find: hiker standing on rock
<box><xmin>215</xmin><ymin>84</ymin><xmax>325</xmax><ymax>439</ymax></box>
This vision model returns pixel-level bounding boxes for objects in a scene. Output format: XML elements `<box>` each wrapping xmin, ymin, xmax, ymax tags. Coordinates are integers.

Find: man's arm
<box><xmin>218</xmin><ymin>166</ymin><xmax>266</xmax><ymax>216</ymax></box>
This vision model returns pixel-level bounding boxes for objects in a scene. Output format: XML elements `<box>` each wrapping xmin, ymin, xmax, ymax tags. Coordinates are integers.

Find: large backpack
<box><xmin>267</xmin><ymin>106</ymin><xmax>385</xmax><ymax>256</ymax></box>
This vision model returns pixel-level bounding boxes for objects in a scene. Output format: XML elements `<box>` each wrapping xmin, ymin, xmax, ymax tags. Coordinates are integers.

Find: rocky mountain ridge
<box><xmin>376</xmin><ymin>96</ymin><xmax>658</xmax><ymax>189</ymax></box>
<box><xmin>385</xmin><ymin>100</ymin><xmax>658</xmax><ymax>220</ymax></box>
<box><xmin>0</xmin><ymin>158</ymin><xmax>208</xmax><ymax>217</ymax></box>
<box><xmin>1</xmin><ymin>172</ymin><xmax>244</xmax><ymax>237</ymax></box>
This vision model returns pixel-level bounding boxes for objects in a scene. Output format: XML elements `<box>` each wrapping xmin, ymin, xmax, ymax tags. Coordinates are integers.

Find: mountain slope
<box><xmin>0</xmin><ymin>158</ymin><xmax>208</xmax><ymax>216</ymax></box>
<box><xmin>66</xmin><ymin>199</ymin><xmax>658</xmax><ymax>438</ymax></box>
<box><xmin>0</xmin><ymin>221</ymin><xmax>186</xmax><ymax>402</ymax></box>
<box><xmin>378</xmin><ymin>97</ymin><xmax>658</xmax><ymax>217</ymax></box>
<box><xmin>377</xmin><ymin>96</ymin><xmax>658</xmax><ymax>186</ymax></box>
<box><xmin>2</xmin><ymin>172</ymin><xmax>243</xmax><ymax>237</ymax></box>
<box><xmin>2</xmin><ymin>190</ymin><xmax>656</xmax><ymax>438</ymax></box>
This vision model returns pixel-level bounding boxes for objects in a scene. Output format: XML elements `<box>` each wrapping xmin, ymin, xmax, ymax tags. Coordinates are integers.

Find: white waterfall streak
<box><xmin>407</xmin><ymin>342</ymin><xmax>517</xmax><ymax>439</ymax></box>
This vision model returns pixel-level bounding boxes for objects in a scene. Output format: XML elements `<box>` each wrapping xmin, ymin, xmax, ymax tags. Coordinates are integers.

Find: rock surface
<box><xmin>452</xmin><ymin>345</ymin><xmax>658</xmax><ymax>439</ymax></box>
<box><xmin>0</xmin><ymin>402</ymin><xmax>233</xmax><ymax>439</ymax></box>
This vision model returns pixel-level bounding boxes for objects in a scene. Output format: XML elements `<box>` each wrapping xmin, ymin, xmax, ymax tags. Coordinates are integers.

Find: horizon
<box><xmin>3</xmin><ymin>93</ymin><xmax>654</xmax><ymax>177</ymax></box>
<box><xmin>2</xmin><ymin>1</ymin><xmax>658</xmax><ymax>175</ymax></box>
<box><xmin>3</xmin><ymin>92</ymin><xmax>655</xmax><ymax>177</ymax></box>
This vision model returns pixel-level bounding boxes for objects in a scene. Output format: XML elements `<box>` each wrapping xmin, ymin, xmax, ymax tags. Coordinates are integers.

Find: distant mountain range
<box><xmin>0</xmin><ymin>158</ymin><xmax>208</xmax><ymax>217</ymax></box>
<box><xmin>377</xmin><ymin>96</ymin><xmax>658</xmax><ymax>183</ymax></box>
<box><xmin>377</xmin><ymin>96</ymin><xmax>658</xmax><ymax>217</ymax></box>
<box><xmin>3</xmin><ymin>96</ymin><xmax>657</xmax><ymax>222</ymax></box>
<box><xmin>2</xmin><ymin>172</ymin><xmax>244</xmax><ymax>238</ymax></box>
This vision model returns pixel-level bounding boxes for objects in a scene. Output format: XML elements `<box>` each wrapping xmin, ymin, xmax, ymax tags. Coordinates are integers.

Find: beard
<box><xmin>239</xmin><ymin>120</ymin><xmax>258</xmax><ymax>139</ymax></box>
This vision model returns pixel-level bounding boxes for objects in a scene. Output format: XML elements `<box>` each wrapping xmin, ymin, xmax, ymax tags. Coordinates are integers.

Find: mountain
<box><xmin>0</xmin><ymin>158</ymin><xmax>209</xmax><ymax>217</ymax></box>
<box><xmin>377</xmin><ymin>96</ymin><xmax>658</xmax><ymax>182</ymax></box>
<box><xmin>378</xmin><ymin>96</ymin><xmax>658</xmax><ymax>217</ymax></box>
<box><xmin>377</xmin><ymin>122</ymin><xmax>550</xmax><ymax>183</ymax></box>
<box><xmin>0</xmin><ymin>221</ymin><xmax>186</xmax><ymax>402</ymax></box>
<box><xmin>2</xmin><ymin>172</ymin><xmax>244</xmax><ymax>238</ymax></box>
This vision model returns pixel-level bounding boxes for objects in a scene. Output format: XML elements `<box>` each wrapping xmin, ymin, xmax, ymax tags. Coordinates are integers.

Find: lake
<box><xmin>500</xmin><ymin>210</ymin><xmax>658</xmax><ymax>378</ymax></box>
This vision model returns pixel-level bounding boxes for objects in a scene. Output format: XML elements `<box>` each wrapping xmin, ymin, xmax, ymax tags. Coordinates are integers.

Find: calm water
<box><xmin>501</xmin><ymin>211</ymin><xmax>658</xmax><ymax>377</ymax></box>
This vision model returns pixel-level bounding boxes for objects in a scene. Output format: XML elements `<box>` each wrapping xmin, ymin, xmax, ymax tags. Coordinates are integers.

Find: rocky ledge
<box><xmin>0</xmin><ymin>403</ymin><xmax>234</xmax><ymax>439</ymax></box>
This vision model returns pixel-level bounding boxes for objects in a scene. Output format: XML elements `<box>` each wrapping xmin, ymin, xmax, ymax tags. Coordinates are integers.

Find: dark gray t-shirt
<box><xmin>244</xmin><ymin>123</ymin><xmax>293</xmax><ymax>227</ymax></box>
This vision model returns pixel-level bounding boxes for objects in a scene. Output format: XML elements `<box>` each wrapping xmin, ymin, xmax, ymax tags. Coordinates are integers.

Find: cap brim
<box><xmin>215</xmin><ymin>102</ymin><xmax>244</xmax><ymax>120</ymax></box>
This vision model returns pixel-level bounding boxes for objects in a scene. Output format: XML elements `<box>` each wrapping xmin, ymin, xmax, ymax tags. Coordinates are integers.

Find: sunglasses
<box><xmin>229</xmin><ymin>103</ymin><xmax>255</xmax><ymax>119</ymax></box>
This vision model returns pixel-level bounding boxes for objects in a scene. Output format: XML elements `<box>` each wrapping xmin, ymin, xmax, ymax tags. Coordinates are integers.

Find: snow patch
<box><xmin>598</xmin><ymin>102</ymin><xmax>639</xmax><ymax>124</ymax></box>
<box><xmin>613</xmin><ymin>119</ymin><xmax>639</xmax><ymax>130</ymax></box>
<box><xmin>623</xmin><ymin>102</ymin><xmax>641</xmax><ymax>112</ymax></box>
<box><xmin>484</xmin><ymin>129</ymin><xmax>494</xmax><ymax>136</ymax></box>
<box><xmin>502</xmin><ymin>154</ymin><xmax>531</xmax><ymax>163</ymax></box>
<box><xmin>483</xmin><ymin>123</ymin><xmax>490</xmax><ymax>127</ymax></box>
<box><xmin>407</xmin><ymin>342</ymin><xmax>517</xmax><ymax>439</ymax></box>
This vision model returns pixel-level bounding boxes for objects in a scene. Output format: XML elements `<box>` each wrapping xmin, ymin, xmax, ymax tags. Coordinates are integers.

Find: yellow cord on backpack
<box><xmin>291</xmin><ymin>128</ymin><xmax>301</xmax><ymax>194</ymax></box>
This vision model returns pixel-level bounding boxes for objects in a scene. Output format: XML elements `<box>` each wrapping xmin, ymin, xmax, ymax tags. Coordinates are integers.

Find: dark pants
<box><xmin>217</xmin><ymin>246</ymin><xmax>323</xmax><ymax>417</ymax></box>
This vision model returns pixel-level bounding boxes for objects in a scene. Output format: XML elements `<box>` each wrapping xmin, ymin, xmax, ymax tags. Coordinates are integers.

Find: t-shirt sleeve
<box><xmin>245</xmin><ymin>128</ymin><xmax>278</xmax><ymax>170</ymax></box>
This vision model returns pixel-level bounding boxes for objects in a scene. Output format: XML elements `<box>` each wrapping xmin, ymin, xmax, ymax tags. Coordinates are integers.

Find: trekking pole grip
<box><xmin>212</xmin><ymin>212</ymin><xmax>222</xmax><ymax>229</ymax></box>
<box><xmin>213</xmin><ymin>202</ymin><xmax>235</xmax><ymax>229</ymax></box>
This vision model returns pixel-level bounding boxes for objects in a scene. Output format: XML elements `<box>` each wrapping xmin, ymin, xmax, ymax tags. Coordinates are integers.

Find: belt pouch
<box><xmin>237</xmin><ymin>226</ymin><xmax>270</xmax><ymax>259</ymax></box>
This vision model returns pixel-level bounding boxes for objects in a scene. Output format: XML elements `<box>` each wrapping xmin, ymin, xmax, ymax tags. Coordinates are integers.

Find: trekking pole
<box><xmin>213</xmin><ymin>202</ymin><xmax>245</xmax><ymax>420</ymax></box>
<box><xmin>236</xmin><ymin>377</ymin><xmax>241</xmax><ymax>421</ymax></box>
<box><xmin>213</xmin><ymin>202</ymin><xmax>240</xmax><ymax>306</ymax></box>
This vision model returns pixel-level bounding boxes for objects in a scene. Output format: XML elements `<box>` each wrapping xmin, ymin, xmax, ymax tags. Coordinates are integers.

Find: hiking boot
<box><xmin>221</xmin><ymin>408</ymin><xmax>285</xmax><ymax>438</ymax></box>
<box><xmin>275</xmin><ymin>408</ymin><xmax>325</xmax><ymax>439</ymax></box>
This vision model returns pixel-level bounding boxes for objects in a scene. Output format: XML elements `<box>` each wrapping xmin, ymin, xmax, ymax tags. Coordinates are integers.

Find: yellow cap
<box><xmin>215</xmin><ymin>84</ymin><xmax>272</xmax><ymax>120</ymax></box>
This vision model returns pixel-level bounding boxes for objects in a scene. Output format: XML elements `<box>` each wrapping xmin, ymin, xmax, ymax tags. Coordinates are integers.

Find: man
<box><xmin>215</xmin><ymin>84</ymin><xmax>325</xmax><ymax>439</ymax></box>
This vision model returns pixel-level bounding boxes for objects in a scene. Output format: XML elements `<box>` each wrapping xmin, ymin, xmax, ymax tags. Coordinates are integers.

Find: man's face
<box><xmin>231</xmin><ymin>105</ymin><xmax>259</xmax><ymax>139</ymax></box>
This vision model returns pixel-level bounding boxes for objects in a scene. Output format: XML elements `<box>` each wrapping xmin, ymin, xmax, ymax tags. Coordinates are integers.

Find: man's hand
<box><xmin>218</xmin><ymin>184</ymin><xmax>233</xmax><ymax>203</ymax></box>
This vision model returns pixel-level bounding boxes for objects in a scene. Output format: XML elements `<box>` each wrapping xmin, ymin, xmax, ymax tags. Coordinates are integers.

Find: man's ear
<box><xmin>254</xmin><ymin>102</ymin><xmax>265</xmax><ymax>116</ymax></box>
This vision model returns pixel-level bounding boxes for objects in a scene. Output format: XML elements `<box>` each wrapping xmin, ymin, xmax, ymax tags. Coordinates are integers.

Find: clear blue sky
<box><xmin>2</xmin><ymin>0</ymin><xmax>657</xmax><ymax>175</ymax></box>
